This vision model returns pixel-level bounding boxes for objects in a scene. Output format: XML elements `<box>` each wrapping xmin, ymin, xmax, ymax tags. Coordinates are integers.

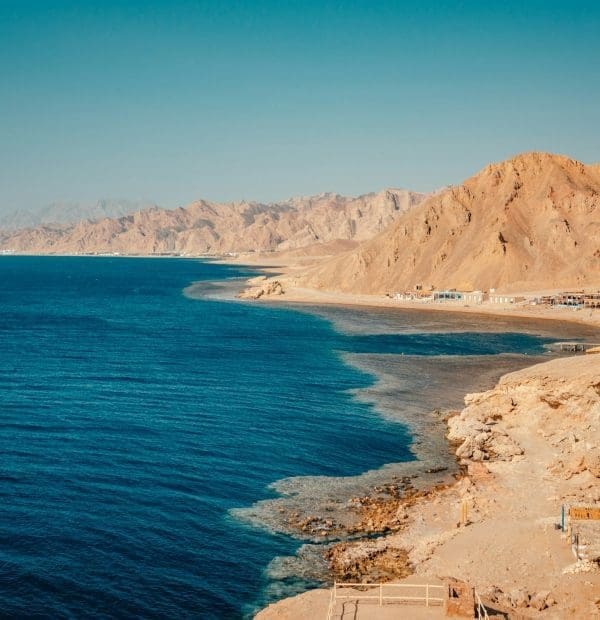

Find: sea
<box><xmin>1</xmin><ymin>257</ymin><xmax>597</xmax><ymax>619</ymax></box>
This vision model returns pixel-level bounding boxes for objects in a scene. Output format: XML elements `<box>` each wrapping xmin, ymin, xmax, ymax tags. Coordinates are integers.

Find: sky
<box><xmin>1</xmin><ymin>1</ymin><xmax>599</xmax><ymax>212</ymax></box>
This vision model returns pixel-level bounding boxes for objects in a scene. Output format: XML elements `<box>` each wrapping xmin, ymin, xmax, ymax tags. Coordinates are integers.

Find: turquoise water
<box><xmin>0</xmin><ymin>257</ymin><xmax>571</xmax><ymax>618</ymax></box>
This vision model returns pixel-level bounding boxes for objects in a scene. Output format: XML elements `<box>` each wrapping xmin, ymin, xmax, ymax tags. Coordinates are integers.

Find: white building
<box><xmin>489</xmin><ymin>294</ymin><xmax>524</xmax><ymax>304</ymax></box>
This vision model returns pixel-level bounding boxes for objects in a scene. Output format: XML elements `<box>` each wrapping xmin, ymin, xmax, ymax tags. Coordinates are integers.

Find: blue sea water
<box><xmin>0</xmin><ymin>257</ymin><xmax>571</xmax><ymax>619</ymax></box>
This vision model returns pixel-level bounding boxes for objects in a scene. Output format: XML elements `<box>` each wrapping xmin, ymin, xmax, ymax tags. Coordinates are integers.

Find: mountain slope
<box><xmin>296</xmin><ymin>153</ymin><xmax>600</xmax><ymax>294</ymax></box>
<box><xmin>0</xmin><ymin>190</ymin><xmax>426</xmax><ymax>255</ymax></box>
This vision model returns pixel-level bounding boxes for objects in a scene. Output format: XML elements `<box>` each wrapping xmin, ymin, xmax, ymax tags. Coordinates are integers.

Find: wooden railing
<box><xmin>325</xmin><ymin>581</ymin><xmax>445</xmax><ymax>619</ymax></box>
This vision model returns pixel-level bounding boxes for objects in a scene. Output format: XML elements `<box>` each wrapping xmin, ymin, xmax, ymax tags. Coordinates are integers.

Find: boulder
<box><xmin>529</xmin><ymin>590</ymin><xmax>551</xmax><ymax>611</ymax></box>
<box><xmin>486</xmin><ymin>432</ymin><xmax>523</xmax><ymax>460</ymax></box>
<box><xmin>508</xmin><ymin>588</ymin><xmax>529</xmax><ymax>608</ymax></box>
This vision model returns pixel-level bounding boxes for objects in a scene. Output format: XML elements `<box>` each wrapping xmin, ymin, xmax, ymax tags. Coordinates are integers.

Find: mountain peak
<box><xmin>297</xmin><ymin>152</ymin><xmax>600</xmax><ymax>294</ymax></box>
<box><xmin>479</xmin><ymin>151</ymin><xmax>589</xmax><ymax>181</ymax></box>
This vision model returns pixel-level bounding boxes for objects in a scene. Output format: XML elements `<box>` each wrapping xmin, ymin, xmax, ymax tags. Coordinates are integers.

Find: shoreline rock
<box><xmin>256</xmin><ymin>354</ymin><xmax>600</xmax><ymax>619</ymax></box>
<box><xmin>238</xmin><ymin>277</ymin><xmax>285</xmax><ymax>300</ymax></box>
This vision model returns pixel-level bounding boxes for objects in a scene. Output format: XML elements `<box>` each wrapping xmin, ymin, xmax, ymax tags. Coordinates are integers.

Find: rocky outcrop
<box><xmin>480</xmin><ymin>585</ymin><xmax>556</xmax><ymax>612</ymax></box>
<box><xmin>447</xmin><ymin>393</ymin><xmax>525</xmax><ymax>464</ymax></box>
<box><xmin>325</xmin><ymin>541</ymin><xmax>411</xmax><ymax>582</ymax></box>
<box><xmin>448</xmin><ymin>354</ymin><xmax>600</xmax><ymax>470</ymax></box>
<box><xmin>238</xmin><ymin>277</ymin><xmax>285</xmax><ymax>300</ymax></box>
<box><xmin>255</xmin><ymin>354</ymin><xmax>600</xmax><ymax>619</ymax></box>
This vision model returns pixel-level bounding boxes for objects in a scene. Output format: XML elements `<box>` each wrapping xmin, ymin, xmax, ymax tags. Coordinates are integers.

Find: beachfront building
<box><xmin>536</xmin><ymin>292</ymin><xmax>599</xmax><ymax>308</ymax></box>
<box><xmin>489</xmin><ymin>293</ymin><xmax>525</xmax><ymax>304</ymax></box>
<box><xmin>555</xmin><ymin>292</ymin><xmax>586</xmax><ymax>307</ymax></box>
<box><xmin>584</xmin><ymin>292</ymin><xmax>600</xmax><ymax>308</ymax></box>
<box><xmin>394</xmin><ymin>291</ymin><xmax>417</xmax><ymax>301</ymax></box>
<box><xmin>433</xmin><ymin>289</ymin><xmax>463</xmax><ymax>302</ymax></box>
<box><xmin>431</xmin><ymin>289</ymin><xmax>486</xmax><ymax>304</ymax></box>
<box><xmin>393</xmin><ymin>291</ymin><xmax>434</xmax><ymax>302</ymax></box>
<box><xmin>462</xmin><ymin>290</ymin><xmax>486</xmax><ymax>304</ymax></box>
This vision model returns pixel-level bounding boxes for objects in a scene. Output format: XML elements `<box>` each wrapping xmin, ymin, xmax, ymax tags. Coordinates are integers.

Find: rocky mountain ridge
<box><xmin>0</xmin><ymin>189</ymin><xmax>426</xmax><ymax>256</ymax></box>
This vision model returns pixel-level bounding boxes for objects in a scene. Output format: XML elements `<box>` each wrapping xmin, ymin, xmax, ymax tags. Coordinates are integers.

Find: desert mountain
<box><xmin>295</xmin><ymin>153</ymin><xmax>600</xmax><ymax>294</ymax></box>
<box><xmin>0</xmin><ymin>190</ymin><xmax>426</xmax><ymax>255</ymax></box>
<box><xmin>0</xmin><ymin>199</ymin><xmax>159</xmax><ymax>231</ymax></box>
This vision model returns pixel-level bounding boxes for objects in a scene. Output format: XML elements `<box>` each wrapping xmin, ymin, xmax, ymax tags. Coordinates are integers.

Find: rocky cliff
<box><xmin>256</xmin><ymin>353</ymin><xmax>600</xmax><ymax>619</ymax></box>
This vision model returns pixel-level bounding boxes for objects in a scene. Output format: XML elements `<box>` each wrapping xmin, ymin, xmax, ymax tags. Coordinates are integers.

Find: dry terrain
<box><xmin>286</xmin><ymin>153</ymin><xmax>600</xmax><ymax>294</ymax></box>
<box><xmin>0</xmin><ymin>190</ymin><xmax>425</xmax><ymax>256</ymax></box>
<box><xmin>257</xmin><ymin>354</ymin><xmax>600</xmax><ymax>619</ymax></box>
<box><xmin>0</xmin><ymin>199</ymin><xmax>159</xmax><ymax>231</ymax></box>
<box><xmin>237</xmin><ymin>278</ymin><xmax>600</xmax><ymax>330</ymax></box>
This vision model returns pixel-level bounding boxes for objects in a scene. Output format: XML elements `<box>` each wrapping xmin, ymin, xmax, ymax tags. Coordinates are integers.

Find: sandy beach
<box><xmin>265</xmin><ymin>286</ymin><xmax>600</xmax><ymax>330</ymax></box>
<box><xmin>219</xmin><ymin>250</ymin><xmax>600</xmax><ymax>330</ymax></box>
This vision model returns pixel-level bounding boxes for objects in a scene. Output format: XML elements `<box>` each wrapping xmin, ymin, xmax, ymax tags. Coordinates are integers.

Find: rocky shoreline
<box><xmin>257</xmin><ymin>353</ymin><xmax>600</xmax><ymax>619</ymax></box>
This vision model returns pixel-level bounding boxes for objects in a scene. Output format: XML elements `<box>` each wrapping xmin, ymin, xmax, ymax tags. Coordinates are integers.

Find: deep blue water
<box><xmin>0</xmin><ymin>257</ymin><xmax>556</xmax><ymax>619</ymax></box>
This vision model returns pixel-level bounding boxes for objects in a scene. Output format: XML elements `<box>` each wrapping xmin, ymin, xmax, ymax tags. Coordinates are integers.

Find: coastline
<box><xmin>228</xmin><ymin>264</ymin><xmax>600</xmax><ymax>617</ymax></box>
<box><xmin>240</xmin><ymin>280</ymin><xmax>600</xmax><ymax>331</ymax></box>
<box><xmin>8</xmin><ymin>255</ymin><xmax>600</xmax><ymax>616</ymax></box>
<box><xmin>183</xmin><ymin>259</ymin><xmax>600</xmax><ymax>617</ymax></box>
<box><xmin>256</xmin><ymin>353</ymin><xmax>600</xmax><ymax>619</ymax></box>
<box><xmin>209</xmin><ymin>250</ymin><xmax>600</xmax><ymax>330</ymax></box>
<box><xmin>7</xmin><ymin>252</ymin><xmax>599</xmax><ymax>330</ymax></box>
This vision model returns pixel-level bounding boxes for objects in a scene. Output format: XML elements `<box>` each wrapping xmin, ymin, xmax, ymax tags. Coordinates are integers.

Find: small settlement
<box><xmin>391</xmin><ymin>288</ymin><xmax>600</xmax><ymax>310</ymax></box>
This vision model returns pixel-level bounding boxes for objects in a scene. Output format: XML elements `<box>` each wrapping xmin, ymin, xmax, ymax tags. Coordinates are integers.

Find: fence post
<box><xmin>379</xmin><ymin>584</ymin><xmax>383</xmax><ymax>606</ymax></box>
<box><xmin>426</xmin><ymin>583</ymin><xmax>429</xmax><ymax>607</ymax></box>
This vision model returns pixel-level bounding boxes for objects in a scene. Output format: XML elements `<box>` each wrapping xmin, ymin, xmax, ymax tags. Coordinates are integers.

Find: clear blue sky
<box><xmin>1</xmin><ymin>1</ymin><xmax>599</xmax><ymax>211</ymax></box>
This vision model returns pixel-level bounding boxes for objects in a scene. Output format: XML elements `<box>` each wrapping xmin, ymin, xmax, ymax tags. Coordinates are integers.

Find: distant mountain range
<box><xmin>0</xmin><ymin>200</ymin><xmax>160</xmax><ymax>231</ymax></box>
<box><xmin>2</xmin><ymin>152</ymin><xmax>598</xmax><ymax>295</ymax></box>
<box><xmin>0</xmin><ymin>190</ymin><xmax>427</xmax><ymax>255</ymax></box>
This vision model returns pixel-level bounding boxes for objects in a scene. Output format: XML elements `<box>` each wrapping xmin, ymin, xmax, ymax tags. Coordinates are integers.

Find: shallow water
<box><xmin>0</xmin><ymin>257</ymin><xmax>596</xmax><ymax>618</ymax></box>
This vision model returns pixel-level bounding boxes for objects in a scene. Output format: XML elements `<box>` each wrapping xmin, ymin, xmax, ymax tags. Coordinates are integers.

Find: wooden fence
<box><xmin>325</xmin><ymin>581</ymin><xmax>445</xmax><ymax>620</ymax></box>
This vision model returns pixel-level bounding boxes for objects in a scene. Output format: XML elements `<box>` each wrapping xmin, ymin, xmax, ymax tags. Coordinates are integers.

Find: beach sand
<box><xmin>222</xmin><ymin>252</ymin><xmax>600</xmax><ymax>330</ymax></box>
<box><xmin>245</xmin><ymin>282</ymin><xmax>600</xmax><ymax>331</ymax></box>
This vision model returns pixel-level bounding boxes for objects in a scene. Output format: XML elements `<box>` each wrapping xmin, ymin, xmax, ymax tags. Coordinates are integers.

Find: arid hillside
<box><xmin>0</xmin><ymin>190</ymin><xmax>425</xmax><ymax>256</ymax></box>
<box><xmin>296</xmin><ymin>153</ymin><xmax>600</xmax><ymax>294</ymax></box>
